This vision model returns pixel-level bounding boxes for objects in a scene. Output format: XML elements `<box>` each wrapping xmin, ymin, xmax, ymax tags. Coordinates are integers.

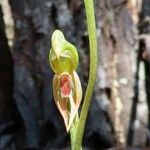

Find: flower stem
<box><xmin>70</xmin><ymin>114</ymin><xmax>79</xmax><ymax>150</ymax></box>
<box><xmin>73</xmin><ymin>0</ymin><xmax>97</xmax><ymax>149</ymax></box>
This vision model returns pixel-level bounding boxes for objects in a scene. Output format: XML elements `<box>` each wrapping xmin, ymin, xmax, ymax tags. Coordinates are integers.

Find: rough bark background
<box><xmin>95</xmin><ymin>0</ymin><xmax>136</xmax><ymax>145</ymax></box>
<box><xmin>0</xmin><ymin>0</ymin><xmax>149</xmax><ymax>149</ymax></box>
<box><xmin>139</xmin><ymin>0</ymin><xmax>150</xmax><ymax>146</ymax></box>
<box><xmin>0</xmin><ymin>4</ymin><xmax>20</xmax><ymax>149</ymax></box>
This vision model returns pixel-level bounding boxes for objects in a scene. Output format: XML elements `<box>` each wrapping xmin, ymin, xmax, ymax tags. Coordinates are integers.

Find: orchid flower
<box><xmin>49</xmin><ymin>30</ymin><xmax>82</xmax><ymax>132</ymax></box>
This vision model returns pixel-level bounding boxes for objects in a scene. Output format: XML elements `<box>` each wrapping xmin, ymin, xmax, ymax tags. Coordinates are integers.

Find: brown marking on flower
<box><xmin>60</xmin><ymin>74</ymin><xmax>71</xmax><ymax>97</ymax></box>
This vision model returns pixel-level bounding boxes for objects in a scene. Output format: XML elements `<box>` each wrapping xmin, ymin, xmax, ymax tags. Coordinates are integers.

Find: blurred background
<box><xmin>0</xmin><ymin>0</ymin><xmax>150</xmax><ymax>149</ymax></box>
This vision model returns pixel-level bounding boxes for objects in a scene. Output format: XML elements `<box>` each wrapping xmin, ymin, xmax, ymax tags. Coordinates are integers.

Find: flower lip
<box><xmin>60</xmin><ymin>73</ymin><xmax>71</xmax><ymax>97</ymax></box>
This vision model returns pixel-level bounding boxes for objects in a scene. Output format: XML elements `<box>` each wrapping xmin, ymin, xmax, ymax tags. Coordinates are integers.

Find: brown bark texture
<box><xmin>95</xmin><ymin>0</ymin><xmax>136</xmax><ymax>145</ymax></box>
<box><xmin>0</xmin><ymin>0</ymin><xmax>149</xmax><ymax>149</ymax></box>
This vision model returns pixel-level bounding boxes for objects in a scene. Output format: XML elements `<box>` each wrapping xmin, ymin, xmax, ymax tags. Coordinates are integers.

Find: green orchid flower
<box><xmin>49</xmin><ymin>30</ymin><xmax>82</xmax><ymax>132</ymax></box>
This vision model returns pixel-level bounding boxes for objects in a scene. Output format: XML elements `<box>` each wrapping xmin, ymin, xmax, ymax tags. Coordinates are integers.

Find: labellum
<box><xmin>53</xmin><ymin>71</ymin><xmax>82</xmax><ymax>132</ymax></box>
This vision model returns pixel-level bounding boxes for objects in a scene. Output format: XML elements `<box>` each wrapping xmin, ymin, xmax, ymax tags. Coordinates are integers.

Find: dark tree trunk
<box><xmin>0</xmin><ymin>4</ymin><xmax>20</xmax><ymax>149</ymax></box>
<box><xmin>9</xmin><ymin>0</ymin><xmax>67</xmax><ymax>149</ymax></box>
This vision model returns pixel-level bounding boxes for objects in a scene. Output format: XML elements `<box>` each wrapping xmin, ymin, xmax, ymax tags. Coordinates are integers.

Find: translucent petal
<box><xmin>53</xmin><ymin>72</ymin><xmax>82</xmax><ymax>132</ymax></box>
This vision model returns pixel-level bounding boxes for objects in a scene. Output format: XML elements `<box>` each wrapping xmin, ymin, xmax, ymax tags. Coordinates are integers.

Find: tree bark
<box><xmin>95</xmin><ymin>0</ymin><xmax>136</xmax><ymax>145</ymax></box>
<box><xmin>139</xmin><ymin>0</ymin><xmax>150</xmax><ymax>146</ymax></box>
<box><xmin>3</xmin><ymin>0</ymin><xmax>138</xmax><ymax>149</ymax></box>
<box><xmin>0</xmin><ymin>4</ymin><xmax>20</xmax><ymax>149</ymax></box>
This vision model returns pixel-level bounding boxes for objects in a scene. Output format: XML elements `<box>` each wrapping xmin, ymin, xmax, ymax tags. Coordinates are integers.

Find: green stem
<box><xmin>70</xmin><ymin>114</ymin><xmax>79</xmax><ymax>150</ymax></box>
<box><xmin>70</xmin><ymin>122</ymin><xmax>76</xmax><ymax>150</ymax></box>
<box><xmin>74</xmin><ymin>0</ymin><xmax>97</xmax><ymax>149</ymax></box>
